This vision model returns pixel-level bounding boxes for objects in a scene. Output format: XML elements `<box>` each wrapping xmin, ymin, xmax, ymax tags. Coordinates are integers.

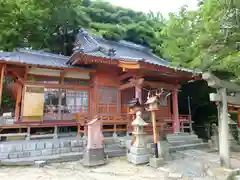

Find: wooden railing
<box><xmin>75</xmin><ymin>114</ymin><xmax>193</xmax><ymax>137</ymax></box>
<box><xmin>164</xmin><ymin>115</ymin><xmax>193</xmax><ymax>133</ymax></box>
<box><xmin>99</xmin><ymin>115</ymin><xmax>129</xmax><ymax>135</ymax></box>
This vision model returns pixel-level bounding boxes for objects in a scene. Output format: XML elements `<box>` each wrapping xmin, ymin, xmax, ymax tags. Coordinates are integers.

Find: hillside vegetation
<box><xmin>0</xmin><ymin>0</ymin><xmax>239</xmax><ymax>80</ymax></box>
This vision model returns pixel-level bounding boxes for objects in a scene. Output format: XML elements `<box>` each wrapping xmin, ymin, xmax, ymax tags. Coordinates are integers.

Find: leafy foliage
<box><xmin>1</xmin><ymin>0</ymin><xmax>240</xmax><ymax>132</ymax></box>
<box><xmin>161</xmin><ymin>0</ymin><xmax>240</xmax><ymax>80</ymax></box>
<box><xmin>0</xmin><ymin>0</ymin><xmax>239</xmax><ymax>78</ymax></box>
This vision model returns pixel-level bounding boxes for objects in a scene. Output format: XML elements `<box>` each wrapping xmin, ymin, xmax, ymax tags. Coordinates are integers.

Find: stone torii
<box><xmin>203</xmin><ymin>72</ymin><xmax>240</xmax><ymax>168</ymax></box>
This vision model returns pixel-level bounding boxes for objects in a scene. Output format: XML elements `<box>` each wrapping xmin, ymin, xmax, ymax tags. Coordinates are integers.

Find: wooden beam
<box><xmin>24</xmin><ymin>82</ymin><xmax>89</xmax><ymax>91</ymax></box>
<box><xmin>0</xmin><ymin>59</ymin><xmax>96</xmax><ymax>74</ymax></box>
<box><xmin>203</xmin><ymin>72</ymin><xmax>240</xmax><ymax>92</ymax></box>
<box><xmin>209</xmin><ymin>92</ymin><xmax>240</xmax><ymax>105</ymax></box>
<box><xmin>143</xmin><ymin>81</ymin><xmax>180</xmax><ymax>90</ymax></box>
<box><xmin>0</xmin><ymin>64</ymin><xmax>6</xmax><ymax>106</ymax></box>
<box><xmin>8</xmin><ymin>71</ymin><xmax>24</xmax><ymax>85</ymax></box>
<box><xmin>24</xmin><ymin>66</ymin><xmax>29</xmax><ymax>81</ymax></box>
<box><xmin>119</xmin><ymin>72</ymin><xmax>135</xmax><ymax>81</ymax></box>
<box><xmin>119</xmin><ymin>82</ymin><xmax>135</xmax><ymax>91</ymax></box>
<box><xmin>7</xmin><ymin>69</ymin><xmax>24</xmax><ymax>82</ymax></box>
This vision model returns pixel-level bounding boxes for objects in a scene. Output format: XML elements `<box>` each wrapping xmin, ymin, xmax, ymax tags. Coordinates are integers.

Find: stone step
<box><xmin>169</xmin><ymin>139</ymin><xmax>203</xmax><ymax>146</ymax></box>
<box><xmin>103</xmin><ymin>137</ymin><xmax>117</xmax><ymax>144</ymax></box>
<box><xmin>0</xmin><ymin>152</ymin><xmax>84</xmax><ymax>166</ymax></box>
<box><xmin>0</xmin><ymin>147</ymin><xmax>126</xmax><ymax>166</ymax></box>
<box><xmin>167</xmin><ymin>135</ymin><xmax>199</xmax><ymax>141</ymax></box>
<box><xmin>105</xmin><ymin>148</ymin><xmax>126</xmax><ymax>158</ymax></box>
<box><xmin>169</xmin><ymin>143</ymin><xmax>209</xmax><ymax>153</ymax></box>
<box><xmin>168</xmin><ymin>137</ymin><xmax>200</xmax><ymax>142</ymax></box>
<box><xmin>167</xmin><ymin>132</ymin><xmax>191</xmax><ymax>137</ymax></box>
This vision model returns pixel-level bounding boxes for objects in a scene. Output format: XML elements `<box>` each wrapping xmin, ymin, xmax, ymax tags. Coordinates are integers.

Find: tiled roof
<box><xmin>71</xmin><ymin>29</ymin><xmax>199</xmax><ymax>73</ymax></box>
<box><xmin>0</xmin><ymin>30</ymin><xmax>200</xmax><ymax>74</ymax></box>
<box><xmin>0</xmin><ymin>48</ymin><xmax>71</xmax><ymax>68</ymax></box>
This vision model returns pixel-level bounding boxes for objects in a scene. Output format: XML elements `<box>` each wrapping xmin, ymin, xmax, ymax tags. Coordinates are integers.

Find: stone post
<box><xmin>218</xmin><ymin>88</ymin><xmax>230</xmax><ymax>168</ymax></box>
<box><xmin>26</xmin><ymin>127</ymin><xmax>31</xmax><ymax>140</ymax></box>
<box><xmin>82</xmin><ymin>117</ymin><xmax>105</xmax><ymax>167</ymax></box>
<box><xmin>53</xmin><ymin>126</ymin><xmax>58</xmax><ymax>139</ymax></box>
<box><xmin>209</xmin><ymin>123</ymin><xmax>219</xmax><ymax>150</ymax></box>
<box><xmin>127</xmin><ymin>111</ymin><xmax>150</xmax><ymax>165</ymax></box>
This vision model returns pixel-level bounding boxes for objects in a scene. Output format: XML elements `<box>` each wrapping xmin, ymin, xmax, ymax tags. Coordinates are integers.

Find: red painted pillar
<box><xmin>172</xmin><ymin>89</ymin><xmax>180</xmax><ymax>133</ymax></box>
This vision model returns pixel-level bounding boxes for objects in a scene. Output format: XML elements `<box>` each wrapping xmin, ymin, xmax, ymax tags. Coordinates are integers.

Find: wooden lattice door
<box><xmin>97</xmin><ymin>86</ymin><xmax>118</xmax><ymax>115</ymax></box>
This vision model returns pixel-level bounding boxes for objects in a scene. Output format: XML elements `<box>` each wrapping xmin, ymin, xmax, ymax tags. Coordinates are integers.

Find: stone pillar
<box><xmin>238</xmin><ymin>109</ymin><xmax>240</xmax><ymax>142</ymax></box>
<box><xmin>82</xmin><ymin>118</ymin><xmax>105</xmax><ymax>167</ymax></box>
<box><xmin>53</xmin><ymin>126</ymin><xmax>58</xmax><ymax>139</ymax></box>
<box><xmin>218</xmin><ymin>88</ymin><xmax>230</xmax><ymax>168</ymax></box>
<box><xmin>26</xmin><ymin>127</ymin><xmax>31</xmax><ymax>140</ymax></box>
<box><xmin>127</xmin><ymin>111</ymin><xmax>150</xmax><ymax>165</ymax></box>
<box><xmin>172</xmin><ymin>89</ymin><xmax>180</xmax><ymax>133</ymax></box>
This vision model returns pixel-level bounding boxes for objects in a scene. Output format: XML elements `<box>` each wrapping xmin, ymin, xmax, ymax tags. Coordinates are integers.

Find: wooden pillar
<box><xmin>172</xmin><ymin>89</ymin><xmax>180</xmax><ymax>133</ymax></box>
<box><xmin>218</xmin><ymin>88</ymin><xmax>230</xmax><ymax>168</ymax></box>
<box><xmin>58</xmin><ymin>90</ymin><xmax>62</xmax><ymax>120</ymax></box>
<box><xmin>135</xmin><ymin>85</ymin><xmax>142</xmax><ymax>104</ymax></box>
<box><xmin>58</xmin><ymin>72</ymin><xmax>64</xmax><ymax>120</ymax></box>
<box><xmin>131</xmin><ymin>77</ymin><xmax>144</xmax><ymax>104</ymax></box>
<box><xmin>118</xmin><ymin>90</ymin><xmax>121</xmax><ymax>115</ymax></box>
<box><xmin>0</xmin><ymin>64</ymin><xmax>6</xmax><ymax>107</ymax></box>
<box><xmin>151</xmin><ymin>110</ymin><xmax>159</xmax><ymax>158</ymax></box>
<box><xmin>15</xmin><ymin>84</ymin><xmax>22</xmax><ymax>121</ymax></box>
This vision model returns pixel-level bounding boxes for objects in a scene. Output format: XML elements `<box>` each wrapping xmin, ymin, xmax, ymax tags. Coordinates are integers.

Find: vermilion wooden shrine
<box><xmin>0</xmin><ymin>29</ymin><xmax>200</xmax><ymax>137</ymax></box>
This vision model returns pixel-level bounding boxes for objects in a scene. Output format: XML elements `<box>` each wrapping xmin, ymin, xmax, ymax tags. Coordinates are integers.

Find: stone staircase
<box><xmin>110</xmin><ymin>133</ymin><xmax>209</xmax><ymax>158</ymax></box>
<box><xmin>166</xmin><ymin>133</ymin><xmax>209</xmax><ymax>152</ymax></box>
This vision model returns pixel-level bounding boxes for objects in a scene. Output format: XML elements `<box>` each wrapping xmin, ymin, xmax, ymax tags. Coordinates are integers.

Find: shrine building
<box><xmin>0</xmin><ymin>29</ymin><xmax>200</xmax><ymax>137</ymax></box>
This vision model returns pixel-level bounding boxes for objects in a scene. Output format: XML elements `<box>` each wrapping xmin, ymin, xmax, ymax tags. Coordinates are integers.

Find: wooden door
<box><xmin>97</xmin><ymin>86</ymin><xmax>119</xmax><ymax>115</ymax></box>
<box><xmin>22</xmin><ymin>85</ymin><xmax>44</xmax><ymax>121</ymax></box>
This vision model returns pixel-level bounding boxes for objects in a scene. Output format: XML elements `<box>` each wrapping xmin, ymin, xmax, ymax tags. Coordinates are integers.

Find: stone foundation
<box><xmin>0</xmin><ymin>137</ymin><xmax>86</xmax><ymax>161</ymax></box>
<box><xmin>82</xmin><ymin>148</ymin><xmax>105</xmax><ymax>167</ymax></box>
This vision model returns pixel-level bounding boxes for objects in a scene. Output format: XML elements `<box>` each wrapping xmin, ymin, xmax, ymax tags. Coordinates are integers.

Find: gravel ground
<box><xmin>0</xmin><ymin>150</ymin><xmax>240</xmax><ymax>180</ymax></box>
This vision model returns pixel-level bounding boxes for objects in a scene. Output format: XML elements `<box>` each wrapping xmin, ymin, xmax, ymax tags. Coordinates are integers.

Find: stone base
<box><xmin>149</xmin><ymin>157</ymin><xmax>164</xmax><ymax>168</ymax></box>
<box><xmin>231</xmin><ymin>142</ymin><xmax>240</xmax><ymax>152</ymax></box>
<box><xmin>127</xmin><ymin>152</ymin><xmax>150</xmax><ymax>165</ymax></box>
<box><xmin>82</xmin><ymin>148</ymin><xmax>105</xmax><ymax>167</ymax></box>
<box><xmin>158</xmin><ymin>141</ymin><xmax>172</xmax><ymax>161</ymax></box>
<box><xmin>130</xmin><ymin>146</ymin><xmax>150</xmax><ymax>155</ymax></box>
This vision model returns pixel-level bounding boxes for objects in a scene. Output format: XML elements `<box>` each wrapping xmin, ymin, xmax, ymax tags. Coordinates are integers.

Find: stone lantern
<box><xmin>127</xmin><ymin>111</ymin><xmax>150</xmax><ymax>165</ymax></box>
<box><xmin>227</xmin><ymin>114</ymin><xmax>238</xmax><ymax>146</ymax></box>
<box><xmin>128</xmin><ymin>98</ymin><xmax>143</xmax><ymax>115</ymax></box>
<box><xmin>127</xmin><ymin>98</ymin><xmax>144</xmax><ymax>136</ymax></box>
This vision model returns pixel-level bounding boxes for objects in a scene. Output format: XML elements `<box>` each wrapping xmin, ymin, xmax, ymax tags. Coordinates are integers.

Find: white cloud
<box><xmin>105</xmin><ymin>0</ymin><xmax>198</xmax><ymax>16</ymax></box>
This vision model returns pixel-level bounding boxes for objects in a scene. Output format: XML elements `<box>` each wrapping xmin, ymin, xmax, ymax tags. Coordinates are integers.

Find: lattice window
<box><xmin>98</xmin><ymin>86</ymin><xmax>118</xmax><ymax>104</ymax></box>
<box><xmin>76</xmin><ymin>91</ymin><xmax>88</xmax><ymax>113</ymax></box>
<box><xmin>43</xmin><ymin>88</ymin><xmax>88</xmax><ymax>120</ymax></box>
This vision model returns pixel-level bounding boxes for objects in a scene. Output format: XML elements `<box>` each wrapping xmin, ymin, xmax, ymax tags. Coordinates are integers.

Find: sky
<box><xmin>105</xmin><ymin>0</ymin><xmax>199</xmax><ymax>17</ymax></box>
